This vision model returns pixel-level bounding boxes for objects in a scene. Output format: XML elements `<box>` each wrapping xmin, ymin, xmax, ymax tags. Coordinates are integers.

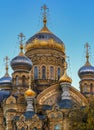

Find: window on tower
<box><xmin>22</xmin><ymin>75</ymin><xmax>25</xmax><ymax>86</ymax></box>
<box><xmin>83</xmin><ymin>83</ymin><xmax>87</xmax><ymax>93</ymax></box>
<box><xmin>50</xmin><ymin>66</ymin><xmax>54</xmax><ymax>80</ymax></box>
<box><xmin>34</xmin><ymin>66</ymin><xmax>38</xmax><ymax>80</ymax></box>
<box><xmin>16</xmin><ymin>76</ymin><xmax>19</xmax><ymax>86</ymax></box>
<box><xmin>90</xmin><ymin>83</ymin><xmax>93</xmax><ymax>93</ymax></box>
<box><xmin>42</xmin><ymin>66</ymin><xmax>46</xmax><ymax>79</ymax></box>
<box><xmin>57</xmin><ymin>67</ymin><xmax>60</xmax><ymax>80</ymax></box>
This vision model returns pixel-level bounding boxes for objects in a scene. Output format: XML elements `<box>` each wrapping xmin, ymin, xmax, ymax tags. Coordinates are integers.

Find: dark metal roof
<box><xmin>0</xmin><ymin>76</ymin><xmax>12</xmax><ymax>85</ymax></box>
<box><xmin>24</xmin><ymin>111</ymin><xmax>35</xmax><ymax>119</ymax></box>
<box><xmin>42</xmin><ymin>105</ymin><xmax>52</xmax><ymax>110</ymax></box>
<box><xmin>78</xmin><ymin>65</ymin><xmax>94</xmax><ymax>77</ymax></box>
<box><xmin>10</xmin><ymin>55</ymin><xmax>32</xmax><ymax>71</ymax></box>
<box><xmin>11</xmin><ymin>55</ymin><xmax>32</xmax><ymax>66</ymax></box>
<box><xmin>24</xmin><ymin>111</ymin><xmax>46</xmax><ymax>120</ymax></box>
<box><xmin>26</xmin><ymin>33</ymin><xmax>64</xmax><ymax>44</ymax></box>
<box><xmin>58</xmin><ymin>99</ymin><xmax>73</xmax><ymax>109</ymax></box>
<box><xmin>0</xmin><ymin>90</ymin><xmax>10</xmax><ymax>101</ymax></box>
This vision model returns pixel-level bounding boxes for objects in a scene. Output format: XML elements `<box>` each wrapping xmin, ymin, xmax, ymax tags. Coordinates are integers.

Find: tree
<box><xmin>69</xmin><ymin>97</ymin><xmax>94</xmax><ymax>130</ymax></box>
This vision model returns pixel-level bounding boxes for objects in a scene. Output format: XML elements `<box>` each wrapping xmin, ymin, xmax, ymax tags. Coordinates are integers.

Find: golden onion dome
<box><xmin>25</xmin><ymin>88</ymin><xmax>36</xmax><ymax>97</ymax></box>
<box><xmin>59</xmin><ymin>70</ymin><xmax>72</xmax><ymax>84</ymax></box>
<box><xmin>25</xmin><ymin>6</ymin><xmax>65</xmax><ymax>53</ymax></box>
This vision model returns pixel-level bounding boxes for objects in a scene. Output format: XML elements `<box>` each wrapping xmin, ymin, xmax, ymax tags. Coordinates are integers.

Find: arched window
<box><xmin>16</xmin><ymin>76</ymin><xmax>19</xmax><ymax>86</ymax></box>
<box><xmin>83</xmin><ymin>83</ymin><xmax>87</xmax><ymax>92</ymax></box>
<box><xmin>34</xmin><ymin>66</ymin><xmax>38</xmax><ymax>79</ymax></box>
<box><xmin>90</xmin><ymin>83</ymin><xmax>93</xmax><ymax>93</ymax></box>
<box><xmin>33</xmin><ymin>128</ymin><xmax>37</xmax><ymax>130</ymax></box>
<box><xmin>50</xmin><ymin>66</ymin><xmax>54</xmax><ymax>79</ymax></box>
<box><xmin>42</xmin><ymin>66</ymin><xmax>46</xmax><ymax>79</ymax></box>
<box><xmin>54</xmin><ymin>124</ymin><xmax>60</xmax><ymax>130</ymax></box>
<box><xmin>22</xmin><ymin>75</ymin><xmax>25</xmax><ymax>86</ymax></box>
<box><xmin>57</xmin><ymin>68</ymin><xmax>60</xmax><ymax>80</ymax></box>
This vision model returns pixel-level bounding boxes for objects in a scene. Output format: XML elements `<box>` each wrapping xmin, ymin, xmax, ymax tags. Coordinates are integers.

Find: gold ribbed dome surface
<box><xmin>25</xmin><ymin>20</ymin><xmax>65</xmax><ymax>53</ymax></box>
<box><xmin>25</xmin><ymin>88</ymin><xmax>36</xmax><ymax>97</ymax></box>
<box><xmin>59</xmin><ymin>71</ymin><xmax>72</xmax><ymax>83</ymax></box>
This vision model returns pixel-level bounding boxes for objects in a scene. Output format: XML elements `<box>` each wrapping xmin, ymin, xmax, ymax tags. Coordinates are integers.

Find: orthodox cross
<box><xmin>41</xmin><ymin>4</ymin><xmax>49</xmax><ymax>26</ymax></box>
<box><xmin>85</xmin><ymin>43</ymin><xmax>90</xmax><ymax>62</ymax></box>
<box><xmin>4</xmin><ymin>56</ymin><xmax>9</xmax><ymax>75</ymax></box>
<box><xmin>18</xmin><ymin>33</ymin><xmax>25</xmax><ymax>53</ymax></box>
<box><xmin>4</xmin><ymin>56</ymin><xmax>9</xmax><ymax>66</ymax></box>
<box><xmin>18</xmin><ymin>33</ymin><xmax>25</xmax><ymax>45</ymax></box>
<box><xmin>41</xmin><ymin>4</ymin><xmax>48</xmax><ymax>17</ymax></box>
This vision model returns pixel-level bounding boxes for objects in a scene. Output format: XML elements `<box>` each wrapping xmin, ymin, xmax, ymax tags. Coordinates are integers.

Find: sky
<box><xmin>0</xmin><ymin>0</ymin><xmax>94</xmax><ymax>90</ymax></box>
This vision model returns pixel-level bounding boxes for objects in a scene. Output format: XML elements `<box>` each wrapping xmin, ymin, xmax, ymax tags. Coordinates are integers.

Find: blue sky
<box><xmin>0</xmin><ymin>0</ymin><xmax>94</xmax><ymax>90</ymax></box>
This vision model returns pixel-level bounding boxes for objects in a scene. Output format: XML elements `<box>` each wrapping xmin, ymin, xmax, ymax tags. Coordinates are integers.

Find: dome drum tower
<box><xmin>25</xmin><ymin>8</ymin><xmax>65</xmax><ymax>93</ymax></box>
<box><xmin>10</xmin><ymin>33</ymin><xmax>33</xmax><ymax>94</ymax></box>
<box><xmin>78</xmin><ymin>43</ymin><xmax>94</xmax><ymax>97</ymax></box>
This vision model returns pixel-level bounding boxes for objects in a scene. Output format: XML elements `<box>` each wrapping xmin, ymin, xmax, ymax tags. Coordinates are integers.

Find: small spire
<box><xmin>85</xmin><ymin>43</ymin><xmax>90</xmax><ymax>66</ymax></box>
<box><xmin>4</xmin><ymin>56</ymin><xmax>9</xmax><ymax>77</ymax></box>
<box><xmin>41</xmin><ymin>4</ymin><xmax>48</xmax><ymax>26</ymax></box>
<box><xmin>18</xmin><ymin>33</ymin><xmax>25</xmax><ymax>56</ymax></box>
<box><xmin>29</xmin><ymin>71</ymin><xmax>32</xmax><ymax>89</ymax></box>
<box><xmin>64</xmin><ymin>61</ymin><xmax>67</xmax><ymax>73</ymax></box>
<box><xmin>25</xmin><ymin>71</ymin><xmax>36</xmax><ymax>97</ymax></box>
<box><xmin>63</xmin><ymin>55</ymin><xmax>68</xmax><ymax>73</ymax></box>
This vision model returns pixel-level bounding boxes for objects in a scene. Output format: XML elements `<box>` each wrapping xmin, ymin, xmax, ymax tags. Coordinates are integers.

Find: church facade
<box><xmin>0</xmin><ymin>5</ymin><xmax>94</xmax><ymax>130</ymax></box>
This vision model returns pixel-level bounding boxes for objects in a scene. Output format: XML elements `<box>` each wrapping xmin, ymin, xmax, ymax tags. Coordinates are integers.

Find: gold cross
<box><xmin>86</xmin><ymin>42</ymin><xmax>89</xmax><ymax>51</ymax></box>
<box><xmin>4</xmin><ymin>56</ymin><xmax>9</xmax><ymax>65</ymax></box>
<box><xmin>18</xmin><ymin>33</ymin><xmax>25</xmax><ymax>44</ymax></box>
<box><xmin>41</xmin><ymin>4</ymin><xmax>48</xmax><ymax>17</ymax></box>
<box><xmin>85</xmin><ymin>42</ymin><xmax>90</xmax><ymax>61</ymax></box>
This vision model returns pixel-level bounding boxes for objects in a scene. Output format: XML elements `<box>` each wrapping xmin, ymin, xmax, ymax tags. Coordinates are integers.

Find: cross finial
<box><xmin>18</xmin><ymin>33</ymin><xmax>25</xmax><ymax>54</ymax></box>
<box><xmin>18</xmin><ymin>33</ymin><xmax>25</xmax><ymax>45</ymax></box>
<box><xmin>85</xmin><ymin>42</ymin><xmax>90</xmax><ymax>63</ymax></box>
<box><xmin>5</xmin><ymin>56</ymin><xmax>9</xmax><ymax>65</ymax></box>
<box><xmin>4</xmin><ymin>56</ymin><xmax>9</xmax><ymax>76</ymax></box>
<box><xmin>41</xmin><ymin>4</ymin><xmax>49</xmax><ymax>26</ymax></box>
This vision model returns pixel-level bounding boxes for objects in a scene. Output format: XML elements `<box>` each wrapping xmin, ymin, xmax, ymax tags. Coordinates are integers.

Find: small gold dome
<box><xmin>25</xmin><ymin>88</ymin><xmax>36</xmax><ymax>97</ymax></box>
<box><xmin>59</xmin><ymin>71</ymin><xmax>72</xmax><ymax>84</ymax></box>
